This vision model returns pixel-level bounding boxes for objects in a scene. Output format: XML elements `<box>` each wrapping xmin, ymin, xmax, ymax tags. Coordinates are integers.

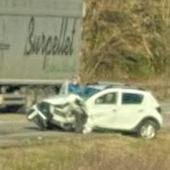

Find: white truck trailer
<box><xmin>0</xmin><ymin>0</ymin><xmax>83</xmax><ymax>111</ymax></box>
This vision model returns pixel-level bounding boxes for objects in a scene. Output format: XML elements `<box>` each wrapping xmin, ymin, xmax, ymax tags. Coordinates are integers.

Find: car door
<box><xmin>113</xmin><ymin>91</ymin><xmax>145</xmax><ymax>130</ymax></box>
<box><xmin>87</xmin><ymin>91</ymin><xmax>119</xmax><ymax>129</ymax></box>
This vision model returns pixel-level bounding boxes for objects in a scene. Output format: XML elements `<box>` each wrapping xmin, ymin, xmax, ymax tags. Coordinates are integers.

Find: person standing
<box><xmin>68</xmin><ymin>76</ymin><xmax>81</xmax><ymax>94</ymax></box>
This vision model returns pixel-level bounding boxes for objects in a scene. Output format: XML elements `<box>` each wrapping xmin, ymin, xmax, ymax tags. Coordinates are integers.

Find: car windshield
<box><xmin>74</xmin><ymin>86</ymin><xmax>101</xmax><ymax>99</ymax></box>
<box><xmin>59</xmin><ymin>82</ymin><xmax>111</xmax><ymax>99</ymax></box>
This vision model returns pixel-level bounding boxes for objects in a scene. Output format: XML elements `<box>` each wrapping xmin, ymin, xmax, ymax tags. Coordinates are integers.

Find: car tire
<box><xmin>47</xmin><ymin>122</ymin><xmax>55</xmax><ymax>130</ymax></box>
<box><xmin>137</xmin><ymin>120</ymin><xmax>158</xmax><ymax>139</ymax></box>
<box><xmin>63</xmin><ymin>124</ymin><xmax>74</xmax><ymax>131</ymax></box>
<box><xmin>35</xmin><ymin>116</ymin><xmax>47</xmax><ymax>131</ymax></box>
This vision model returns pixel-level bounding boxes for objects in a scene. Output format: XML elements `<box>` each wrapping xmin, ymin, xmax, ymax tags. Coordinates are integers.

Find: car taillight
<box><xmin>156</xmin><ymin>107</ymin><xmax>162</xmax><ymax>114</ymax></box>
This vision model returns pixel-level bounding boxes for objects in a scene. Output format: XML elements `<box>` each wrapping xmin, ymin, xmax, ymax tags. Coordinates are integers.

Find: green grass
<box><xmin>0</xmin><ymin>132</ymin><xmax>170</xmax><ymax>170</ymax></box>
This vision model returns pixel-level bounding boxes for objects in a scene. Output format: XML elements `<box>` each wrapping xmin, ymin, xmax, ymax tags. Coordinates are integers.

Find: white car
<box><xmin>28</xmin><ymin>87</ymin><xmax>163</xmax><ymax>139</ymax></box>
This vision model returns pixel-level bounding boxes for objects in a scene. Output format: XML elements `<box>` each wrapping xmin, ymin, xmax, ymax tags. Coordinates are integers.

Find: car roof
<box><xmin>92</xmin><ymin>87</ymin><xmax>148</xmax><ymax>95</ymax></box>
<box><xmin>86</xmin><ymin>81</ymin><xmax>126</xmax><ymax>87</ymax></box>
<box><xmin>87</xmin><ymin>81</ymin><xmax>146</xmax><ymax>91</ymax></box>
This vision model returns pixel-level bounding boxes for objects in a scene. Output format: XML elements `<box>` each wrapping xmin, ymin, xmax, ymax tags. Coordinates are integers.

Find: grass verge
<box><xmin>0</xmin><ymin>132</ymin><xmax>170</xmax><ymax>170</ymax></box>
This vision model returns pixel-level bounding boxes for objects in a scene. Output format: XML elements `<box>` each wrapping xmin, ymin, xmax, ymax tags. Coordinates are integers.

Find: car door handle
<box><xmin>138</xmin><ymin>109</ymin><xmax>144</xmax><ymax>113</ymax></box>
<box><xmin>113</xmin><ymin>109</ymin><xmax>117</xmax><ymax>112</ymax></box>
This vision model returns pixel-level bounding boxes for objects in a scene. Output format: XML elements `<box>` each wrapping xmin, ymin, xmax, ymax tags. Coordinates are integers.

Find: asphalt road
<box><xmin>0</xmin><ymin>118</ymin><xmax>68</xmax><ymax>137</ymax></box>
<box><xmin>0</xmin><ymin>101</ymin><xmax>169</xmax><ymax>145</ymax></box>
<box><xmin>0</xmin><ymin>112</ymin><xmax>169</xmax><ymax>136</ymax></box>
<box><xmin>0</xmin><ymin>118</ymin><xmax>69</xmax><ymax>146</ymax></box>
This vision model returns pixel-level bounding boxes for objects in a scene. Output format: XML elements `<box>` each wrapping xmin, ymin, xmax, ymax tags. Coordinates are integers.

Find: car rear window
<box><xmin>122</xmin><ymin>93</ymin><xmax>143</xmax><ymax>104</ymax></box>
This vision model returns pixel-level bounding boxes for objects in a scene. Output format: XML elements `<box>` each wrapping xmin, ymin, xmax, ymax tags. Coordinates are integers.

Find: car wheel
<box><xmin>47</xmin><ymin>122</ymin><xmax>55</xmax><ymax>130</ymax></box>
<box><xmin>63</xmin><ymin>125</ymin><xmax>74</xmax><ymax>131</ymax></box>
<box><xmin>137</xmin><ymin>120</ymin><xmax>158</xmax><ymax>139</ymax></box>
<box><xmin>35</xmin><ymin>116</ymin><xmax>47</xmax><ymax>131</ymax></box>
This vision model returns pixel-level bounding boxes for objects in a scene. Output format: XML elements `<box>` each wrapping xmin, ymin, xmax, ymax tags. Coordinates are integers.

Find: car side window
<box><xmin>122</xmin><ymin>93</ymin><xmax>143</xmax><ymax>104</ymax></box>
<box><xmin>95</xmin><ymin>93</ymin><xmax>117</xmax><ymax>105</ymax></box>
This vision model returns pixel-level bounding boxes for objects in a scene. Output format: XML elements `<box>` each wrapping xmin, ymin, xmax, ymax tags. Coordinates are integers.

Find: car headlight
<box><xmin>50</xmin><ymin>104</ymin><xmax>55</xmax><ymax>113</ymax></box>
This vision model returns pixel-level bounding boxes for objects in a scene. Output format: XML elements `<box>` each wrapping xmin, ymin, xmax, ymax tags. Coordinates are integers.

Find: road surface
<box><xmin>0</xmin><ymin>101</ymin><xmax>169</xmax><ymax>146</ymax></box>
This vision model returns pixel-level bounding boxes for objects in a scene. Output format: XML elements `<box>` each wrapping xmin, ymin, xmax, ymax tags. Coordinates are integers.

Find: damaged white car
<box><xmin>27</xmin><ymin>85</ymin><xmax>163</xmax><ymax>139</ymax></box>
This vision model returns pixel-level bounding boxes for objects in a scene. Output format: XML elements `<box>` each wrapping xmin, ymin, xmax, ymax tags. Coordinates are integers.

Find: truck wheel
<box><xmin>137</xmin><ymin>120</ymin><xmax>158</xmax><ymax>139</ymax></box>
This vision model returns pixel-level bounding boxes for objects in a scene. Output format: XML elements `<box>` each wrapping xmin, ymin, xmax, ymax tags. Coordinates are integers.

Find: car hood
<box><xmin>42</xmin><ymin>94</ymin><xmax>84</xmax><ymax>106</ymax></box>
